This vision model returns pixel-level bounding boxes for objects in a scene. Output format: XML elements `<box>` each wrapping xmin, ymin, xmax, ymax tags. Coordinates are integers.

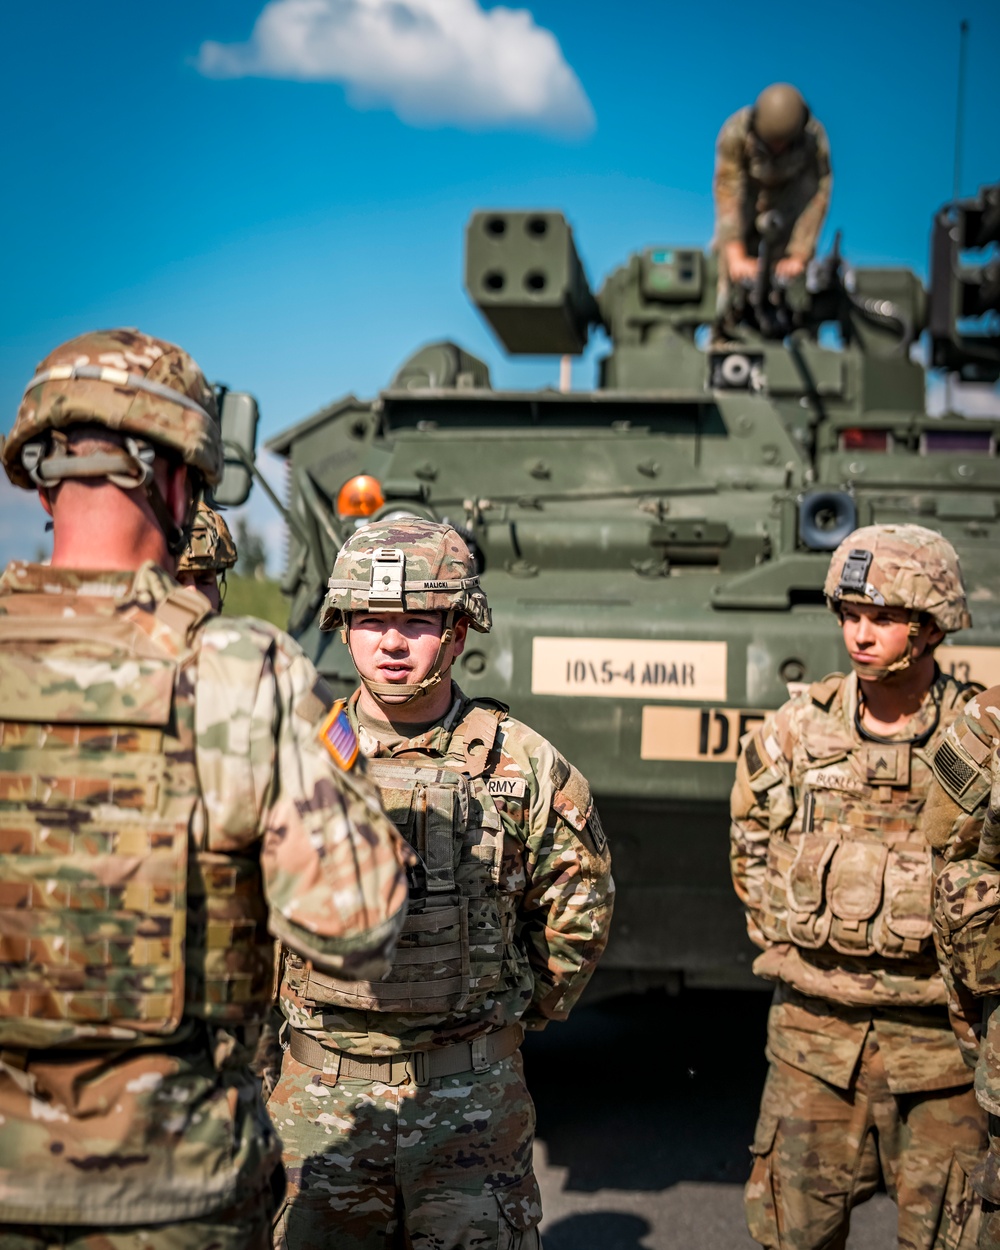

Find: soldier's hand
<box><xmin>728</xmin><ymin>254</ymin><xmax>759</xmax><ymax>284</ymax></box>
<box><xmin>775</xmin><ymin>255</ymin><xmax>806</xmax><ymax>281</ymax></box>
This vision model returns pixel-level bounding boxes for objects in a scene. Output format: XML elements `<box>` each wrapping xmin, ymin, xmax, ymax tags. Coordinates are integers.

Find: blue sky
<box><xmin>1</xmin><ymin>0</ymin><xmax>997</xmax><ymax>567</ymax></box>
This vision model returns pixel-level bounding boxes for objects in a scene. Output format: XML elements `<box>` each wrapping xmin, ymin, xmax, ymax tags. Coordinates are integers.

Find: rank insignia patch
<box><xmin>318</xmin><ymin>699</ymin><xmax>359</xmax><ymax>770</ymax></box>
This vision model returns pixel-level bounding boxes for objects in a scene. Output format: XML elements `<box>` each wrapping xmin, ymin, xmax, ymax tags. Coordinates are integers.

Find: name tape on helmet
<box><xmin>23</xmin><ymin>365</ymin><xmax>214</xmax><ymax>423</ymax></box>
<box><xmin>326</xmin><ymin>576</ymin><xmax>482</xmax><ymax>592</ymax></box>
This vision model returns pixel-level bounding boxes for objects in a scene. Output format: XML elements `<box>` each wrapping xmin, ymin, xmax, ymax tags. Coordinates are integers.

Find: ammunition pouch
<box><xmin>778</xmin><ymin>833</ymin><xmax>933</xmax><ymax>959</ymax></box>
<box><xmin>760</xmin><ymin>731</ymin><xmax>937</xmax><ymax>962</ymax></box>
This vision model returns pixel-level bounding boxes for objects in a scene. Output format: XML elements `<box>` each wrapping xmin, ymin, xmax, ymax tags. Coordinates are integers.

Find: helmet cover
<box><xmin>321</xmin><ymin>518</ymin><xmax>490</xmax><ymax>633</ymax></box>
<box><xmin>3</xmin><ymin>328</ymin><xmax>222</xmax><ymax>489</ymax></box>
<box><xmin>824</xmin><ymin>524</ymin><xmax>971</xmax><ymax>634</ymax></box>
<box><xmin>176</xmin><ymin>502</ymin><xmax>238</xmax><ymax>574</ymax></box>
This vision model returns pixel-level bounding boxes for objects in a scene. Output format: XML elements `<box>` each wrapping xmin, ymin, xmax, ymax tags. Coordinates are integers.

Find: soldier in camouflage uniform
<box><xmin>731</xmin><ymin>524</ymin><xmax>986</xmax><ymax>1249</ymax></box>
<box><xmin>268</xmin><ymin>518</ymin><xmax>615</xmax><ymax>1249</ymax></box>
<box><xmin>0</xmin><ymin>330</ymin><xmax>411</xmax><ymax>1249</ymax></box>
<box><xmin>923</xmin><ymin>688</ymin><xmax>1000</xmax><ymax>1247</ymax></box>
<box><xmin>714</xmin><ymin>82</ymin><xmax>832</xmax><ymax>298</ymax></box>
<box><xmin>175</xmin><ymin>499</ymin><xmax>238</xmax><ymax>610</ymax></box>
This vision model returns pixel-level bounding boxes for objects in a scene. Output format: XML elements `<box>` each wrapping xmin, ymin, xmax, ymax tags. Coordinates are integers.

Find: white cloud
<box><xmin>196</xmin><ymin>0</ymin><xmax>594</xmax><ymax>137</ymax></box>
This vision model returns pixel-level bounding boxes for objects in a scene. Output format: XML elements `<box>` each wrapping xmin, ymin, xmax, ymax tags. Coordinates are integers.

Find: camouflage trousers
<box><xmin>0</xmin><ymin>1181</ymin><xmax>278</xmax><ymax>1249</ymax></box>
<box><xmin>268</xmin><ymin>1048</ymin><xmax>541</xmax><ymax>1249</ymax></box>
<box><xmin>746</xmin><ymin>1031</ymin><xmax>985</xmax><ymax>1250</ymax></box>
<box><xmin>972</xmin><ymin>1115</ymin><xmax>1000</xmax><ymax>1249</ymax></box>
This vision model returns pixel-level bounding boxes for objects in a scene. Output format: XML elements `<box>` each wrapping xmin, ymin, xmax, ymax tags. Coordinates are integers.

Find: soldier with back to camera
<box><xmin>922</xmin><ymin>687</ymin><xmax>1000</xmax><ymax>1247</ymax></box>
<box><xmin>175</xmin><ymin>499</ymin><xmax>238</xmax><ymax>611</ymax></box>
<box><xmin>730</xmin><ymin>524</ymin><xmax>986</xmax><ymax>1249</ymax></box>
<box><xmin>713</xmin><ymin>82</ymin><xmax>832</xmax><ymax>297</ymax></box>
<box><xmin>0</xmin><ymin>329</ymin><xmax>411</xmax><ymax>1249</ymax></box>
<box><xmin>267</xmin><ymin>517</ymin><xmax>614</xmax><ymax>1250</ymax></box>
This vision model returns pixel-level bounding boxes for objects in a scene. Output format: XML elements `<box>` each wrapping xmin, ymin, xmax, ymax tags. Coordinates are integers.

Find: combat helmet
<box><xmin>322</xmin><ymin>517</ymin><xmax>490</xmax><ymax>703</ymax></box>
<box><xmin>3</xmin><ymin>329</ymin><xmax>222</xmax><ymax>554</ymax></box>
<box><xmin>824</xmin><ymin>524</ymin><xmax>970</xmax><ymax>678</ymax></box>
<box><xmin>752</xmin><ymin>83</ymin><xmax>809</xmax><ymax>148</ymax></box>
<box><xmin>176</xmin><ymin>502</ymin><xmax>238</xmax><ymax>574</ymax></box>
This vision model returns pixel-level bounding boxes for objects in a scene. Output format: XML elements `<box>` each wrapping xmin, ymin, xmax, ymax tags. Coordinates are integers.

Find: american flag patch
<box><xmin>318</xmin><ymin>700</ymin><xmax>359</xmax><ymax>770</ymax></box>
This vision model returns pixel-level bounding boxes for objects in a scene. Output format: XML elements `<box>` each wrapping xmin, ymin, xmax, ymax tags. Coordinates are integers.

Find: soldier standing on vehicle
<box><xmin>268</xmin><ymin>517</ymin><xmax>614</xmax><ymax>1250</ymax></box>
<box><xmin>713</xmin><ymin>82</ymin><xmax>832</xmax><ymax>296</ymax></box>
<box><xmin>0</xmin><ymin>329</ymin><xmax>411</xmax><ymax>1249</ymax></box>
<box><xmin>175</xmin><ymin>499</ymin><xmax>238</xmax><ymax>610</ymax></box>
<box><xmin>923</xmin><ymin>688</ymin><xmax>1000</xmax><ymax>1248</ymax></box>
<box><xmin>730</xmin><ymin>524</ymin><xmax>986</xmax><ymax>1249</ymax></box>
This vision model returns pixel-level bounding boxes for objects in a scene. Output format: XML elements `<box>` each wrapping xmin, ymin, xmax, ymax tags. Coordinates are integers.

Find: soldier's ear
<box><xmin>161</xmin><ymin>463</ymin><xmax>192</xmax><ymax>528</ymax></box>
<box><xmin>451</xmin><ymin>616</ymin><xmax>470</xmax><ymax>656</ymax></box>
<box><xmin>920</xmin><ymin>616</ymin><xmax>945</xmax><ymax>652</ymax></box>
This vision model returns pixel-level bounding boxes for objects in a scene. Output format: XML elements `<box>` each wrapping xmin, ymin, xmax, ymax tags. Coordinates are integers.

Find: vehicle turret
<box><xmin>219</xmin><ymin>183</ymin><xmax>1000</xmax><ymax>997</ymax></box>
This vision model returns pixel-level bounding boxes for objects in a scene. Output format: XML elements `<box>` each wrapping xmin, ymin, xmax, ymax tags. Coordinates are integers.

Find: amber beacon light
<box><xmin>337</xmin><ymin>475</ymin><xmax>385</xmax><ymax>518</ymax></box>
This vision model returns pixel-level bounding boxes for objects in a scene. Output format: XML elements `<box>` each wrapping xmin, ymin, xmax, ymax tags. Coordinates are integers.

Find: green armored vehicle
<box><xmin>220</xmin><ymin>183</ymin><xmax>1000</xmax><ymax>994</ymax></box>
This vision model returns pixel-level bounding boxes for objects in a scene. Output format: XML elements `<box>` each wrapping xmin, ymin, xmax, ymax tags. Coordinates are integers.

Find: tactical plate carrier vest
<box><xmin>0</xmin><ymin>577</ymin><xmax>274</xmax><ymax>1048</ymax></box>
<box><xmin>284</xmin><ymin>700</ymin><xmax>522</xmax><ymax>1017</ymax></box>
<box><xmin>757</xmin><ymin>673</ymin><xmax>973</xmax><ymax>964</ymax></box>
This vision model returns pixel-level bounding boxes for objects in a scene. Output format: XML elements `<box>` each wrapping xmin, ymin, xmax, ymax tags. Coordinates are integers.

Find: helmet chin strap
<box><xmin>851</xmin><ymin>612</ymin><xmax>924</xmax><ymax>682</ymax></box>
<box><xmin>346</xmin><ymin>610</ymin><xmax>457</xmax><ymax>707</ymax></box>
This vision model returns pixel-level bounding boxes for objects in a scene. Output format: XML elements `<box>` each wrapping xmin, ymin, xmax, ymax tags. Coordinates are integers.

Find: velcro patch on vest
<box><xmin>317</xmin><ymin>700</ymin><xmax>359</xmax><ymax>770</ymax></box>
<box><xmin>863</xmin><ymin>743</ymin><xmax>910</xmax><ymax>788</ymax></box>
<box><xmin>804</xmin><ymin>766</ymin><xmax>866</xmax><ymax>796</ymax></box>
<box><xmin>959</xmin><ymin>727</ymin><xmax>991</xmax><ymax>766</ymax></box>
<box><xmin>487</xmin><ymin>776</ymin><xmax>528</xmax><ymax>800</ymax></box>
<box><xmin>745</xmin><ymin>731</ymin><xmax>779</xmax><ymax>782</ymax></box>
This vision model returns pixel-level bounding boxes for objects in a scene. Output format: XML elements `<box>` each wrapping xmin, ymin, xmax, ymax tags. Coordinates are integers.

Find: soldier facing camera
<box><xmin>731</xmin><ymin>523</ymin><xmax>986</xmax><ymax>1249</ymax></box>
<box><xmin>268</xmin><ymin>517</ymin><xmax>615</xmax><ymax>1250</ymax></box>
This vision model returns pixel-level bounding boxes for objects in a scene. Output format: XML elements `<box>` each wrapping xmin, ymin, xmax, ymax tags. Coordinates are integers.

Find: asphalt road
<box><xmin>522</xmin><ymin>988</ymin><xmax>896</xmax><ymax>1250</ymax></box>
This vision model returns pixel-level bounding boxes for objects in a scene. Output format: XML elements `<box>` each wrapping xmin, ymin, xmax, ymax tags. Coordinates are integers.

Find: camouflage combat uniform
<box><xmin>268</xmin><ymin>520</ymin><xmax>615</xmax><ymax>1250</ymax></box>
<box><xmin>0</xmin><ymin>332</ymin><xmax>411</xmax><ymax>1248</ymax></box>
<box><xmin>713</xmin><ymin>105</ymin><xmax>832</xmax><ymax>276</ymax></box>
<box><xmin>925</xmin><ymin>686</ymin><xmax>1000</xmax><ymax>1249</ymax></box>
<box><xmin>731</xmin><ymin>525</ymin><xmax>985</xmax><ymax>1250</ymax></box>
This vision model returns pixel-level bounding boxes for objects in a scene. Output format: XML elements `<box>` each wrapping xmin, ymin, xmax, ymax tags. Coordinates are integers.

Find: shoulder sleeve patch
<box><xmin>552</xmin><ymin>761</ymin><xmax>592</xmax><ymax>834</ymax></box>
<box><xmin>931</xmin><ymin>732</ymin><xmax>990</xmax><ymax>813</ymax></box>
<box><xmin>743</xmin><ymin>734</ymin><xmax>766</xmax><ymax>781</ymax></box>
<box><xmin>317</xmin><ymin>699</ymin><xmax>359</xmax><ymax>771</ymax></box>
<box><xmin>585</xmin><ymin>805</ymin><xmax>608</xmax><ymax>853</ymax></box>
